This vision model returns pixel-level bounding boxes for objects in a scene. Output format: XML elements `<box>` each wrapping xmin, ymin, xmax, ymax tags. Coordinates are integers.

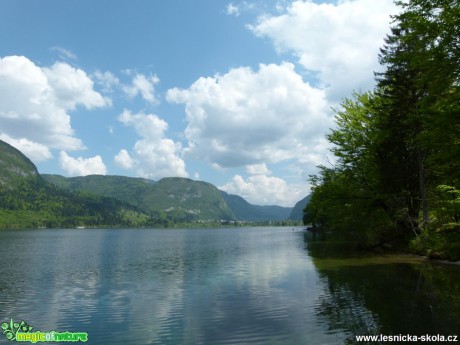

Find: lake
<box><xmin>0</xmin><ymin>227</ymin><xmax>459</xmax><ymax>344</ymax></box>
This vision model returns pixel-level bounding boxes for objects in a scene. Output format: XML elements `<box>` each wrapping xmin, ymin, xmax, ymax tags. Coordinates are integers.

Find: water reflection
<box><xmin>2</xmin><ymin>228</ymin><xmax>458</xmax><ymax>345</ymax></box>
<box><xmin>0</xmin><ymin>228</ymin><xmax>344</xmax><ymax>345</ymax></box>
<box><xmin>304</xmin><ymin>232</ymin><xmax>460</xmax><ymax>342</ymax></box>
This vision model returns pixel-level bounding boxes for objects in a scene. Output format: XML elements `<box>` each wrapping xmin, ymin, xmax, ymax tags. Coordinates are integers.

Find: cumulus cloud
<box><xmin>43</xmin><ymin>62</ymin><xmax>111</xmax><ymax>110</ymax></box>
<box><xmin>116</xmin><ymin>110</ymin><xmax>188</xmax><ymax>179</ymax></box>
<box><xmin>123</xmin><ymin>74</ymin><xmax>160</xmax><ymax>104</ymax></box>
<box><xmin>0</xmin><ymin>134</ymin><xmax>53</xmax><ymax>162</ymax></box>
<box><xmin>0</xmin><ymin>55</ymin><xmax>109</xmax><ymax>162</ymax></box>
<box><xmin>59</xmin><ymin>151</ymin><xmax>107</xmax><ymax>176</ymax></box>
<box><xmin>221</xmin><ymin>163</ymin><xmax>306</xmax><ymax>206</ymax></box>
<box><xmin>114</xmin><ymin>149</ymin><xmax>134</xmax><ymax>169</ymax></box>
<box><xmin>167</xmin><ymin>62</ymin><xmax>331</xmax><ymax>169</ymax></box>
<box><xmin>220</xmin><ymin>172</ymin><xmax>306</xmax><ymax>207</ymax></box>
<box><xmin>250</xmin><ymin>0</ymin><xmax>398</xmax><ymax>101</ymax></box>
<box><xmin>246</xmin><ymin>163</ymin><xmax>270</xmax><ymax>176</ymax></box>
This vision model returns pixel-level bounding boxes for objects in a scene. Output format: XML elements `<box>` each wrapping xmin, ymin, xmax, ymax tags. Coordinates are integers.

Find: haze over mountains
<box><xmin>0</xmin><ymin>140</ymin><xmax>309</xmax><ymax>227</ymax></box>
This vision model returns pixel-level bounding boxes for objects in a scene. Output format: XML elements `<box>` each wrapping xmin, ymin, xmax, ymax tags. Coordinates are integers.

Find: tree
<box><xmin>376</xmin><ymin>0</ymin><xmax>459</xmax><ymax>232</ymax></box>
<box><xmin>305</xmin><ymin>0</ymin><xmax>460</xmax><ymax>257</ymax></box>
<box><xmin>305</xmin><ymin>92</ymin><xmax>393</xmax><ymax>245</ymax></box>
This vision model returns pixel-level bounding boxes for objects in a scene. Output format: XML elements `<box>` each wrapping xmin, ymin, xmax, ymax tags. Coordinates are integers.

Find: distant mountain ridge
<box><xmin>288</xmin><ymin>195</ymin><xmax>311</xmax><ymax>221</ymax></box>
<box><xmin>43</xmin><ymin>174</ymin><xmax>295</xmax><ymax>222</ymax></box>
<box><xmin>1</xmin><ymin>139</ymin><xmax>308</xmax><ymax>226</ymax></box>
<box><xmin>221</xmin><ymin>192</ymin><xmax>292</xmax><ymax>221</ymax></box>
<box><xmin>0</xmin><ymin>140</ymin><xmax>151</xmax><ymax>228</ymax></box>
<box><xmin>43</xmin><ymin>174</ymin><xmax>155</xmax><ymax>209</ymax></box>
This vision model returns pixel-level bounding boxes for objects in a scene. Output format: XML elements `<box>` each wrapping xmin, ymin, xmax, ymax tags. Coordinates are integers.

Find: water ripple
<box><xmin>2</xmin><ymin>228</ymin><xmax>458</xmax><ymax>344</ymax></box>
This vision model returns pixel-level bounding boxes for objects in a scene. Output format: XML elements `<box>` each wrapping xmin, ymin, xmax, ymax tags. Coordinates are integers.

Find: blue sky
<box><xmin>0</xmin><ymin>0</ymin><xmax>398</xmax><ymax>206</ymax></box>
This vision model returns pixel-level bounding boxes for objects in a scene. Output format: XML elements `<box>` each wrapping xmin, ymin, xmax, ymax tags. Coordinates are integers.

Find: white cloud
<box><xmin>43</xmin><ymin>62</ymin><xmax>111</xmax><ymax>110</ymax></box>
<box><xmin>117</xmin><ymin>110</ymin><xmax>188</xmax><ymax>180</ymax></box>
<box><xmin>246</xmin><ymin>163</ymin><xmax>270</xmax><ymax>176</ymax></box>
<box><xmin>50</xmin><ymin>47</ymin><xmax>77</xmax><ymax>60</ymax></box>
<box><xmin>220</xmin><ymin>173</ymin><xmax>306</xmax><ymax>207</ymax></box>
<box><xmin>226</xmin><ymin>3</ymin><xmax>240</xmax><ymax>16</ymax></box>
<box><xmin>0</xmin><ymin>134</ymin><xmax>52</xmax><ymax>162</ymax></box>
<box><xmin>114</xmin><ymin>149</ymin><xmax>134</xmax><ymax>169</ymax></box>
<box><xmin>123</xmin><ymin>74</ymin><xmax>160</xmax><ymax>104</ymax></box>
<box><xmin>166</xmin><ymin>62</ymin><xmax>331</xmax><ymax>169</ymax></box>
<box><xmin>0</xmin><ymin>55</ymin><xmax>109</xmax><ymax>162</ymax></box>
<box><xmin>59</xmin><ymin>151</ymin><xmax>107</xmax><ymax>176</ymax></box>
<box><xmin>225</xmin><ymin>1</ymin><xmax>256</xmax><ymax>16</ymax></box>
<box><xmin>250</xmin><ymin>0</ymin><xmax>398</xmax><ymax>101</ymax></box>
<box><xmin>92</xmin><ymin>70</ymin><xmax>120</xmax><ymax>93</ymax></box>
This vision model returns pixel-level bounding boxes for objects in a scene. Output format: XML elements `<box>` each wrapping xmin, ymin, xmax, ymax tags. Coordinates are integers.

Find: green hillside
<box><xmin>143</xmin><ymin>177</ymin><xmax>236</xmax><ymax>221</ymax></box>
<box><xmin>0</xmin><ymin>140</ymin><xmax>302</xmax><ymax>227</ymax></box>
<box><xmin>0</xmin><ymin>140</ymin><xmax>39</xmax><ymax>188</ymax></box>
<box><xmin>0</xmin><ymin>140</ymin><xmax>153</xmax><ymax>228</ymax></box>
<box><xmin>43</xmin><ymin>174</ymin><xmax>155</xmax><ymax>209</ymax></box>
<box><xmin>221</xmin><ymin>192</ymin><xmax>292</xmax><ymax>221</ymax></box>
<box><xmin>288</xmin><ymin>195</ymin><xmax>311</xmax><ymax>221</ymax></box>
<box><xmin>44</xmin><ymin>175</ymin><xmax>296</xmax><ymax>222</ymax></box>
<box><xmin>44</xmin><ymin>175</ymin><xmax>237</xmax><ymax>222</ymax></box>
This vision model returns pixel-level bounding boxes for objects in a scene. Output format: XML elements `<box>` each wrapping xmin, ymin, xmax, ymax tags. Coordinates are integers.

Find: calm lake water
<box><xmin>0</xmin><ymin>227</ymin><xmax>459</xmax><ymax>344</ymax></box>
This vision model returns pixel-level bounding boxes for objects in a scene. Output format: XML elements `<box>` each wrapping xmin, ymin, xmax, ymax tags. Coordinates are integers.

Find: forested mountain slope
<box><xmin>0</xmin><ymin>140</ymin><xmax>152</xmax><ymax>228</ymax></box>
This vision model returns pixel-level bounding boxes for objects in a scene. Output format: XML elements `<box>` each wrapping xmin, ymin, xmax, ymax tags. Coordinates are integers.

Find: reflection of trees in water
<box><xmin>304</xmin><ymin>233</ymin><xmax>460</xmax><ymax>342</ymax></box>
<box><xmin>316</xmin><ymin>284</ymin><xmax>380</xmax><ymax>343</ymax></box>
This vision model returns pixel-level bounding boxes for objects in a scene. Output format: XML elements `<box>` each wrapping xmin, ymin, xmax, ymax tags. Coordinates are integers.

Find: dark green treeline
<box><xmin>304</xmin><ymin>0</ymin><xmax>460</xmax><ymax>260</ymax></box>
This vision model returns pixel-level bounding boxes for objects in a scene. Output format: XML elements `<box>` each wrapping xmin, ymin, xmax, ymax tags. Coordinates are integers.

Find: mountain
<box><xmin>0</xmin><ymin>140</ymin><xmax>152</xmax><ymax>228</ymax></box>
<box><xmin>288</xmin><ymin>194</ymin><xmax>311</xmax><ymax>221</ymax></box>
<box><xmin>221</xmin><ymin>192</ymin><xmax>291</xmax><ymax>221</ymax></box>
<box><xmin>43</xmin><ymin>174</ymin><xmax>155</xmax><ymax>209</ymax></box>
<box><xmin>1</xmin><ymin>139</ymin><xmax>299</xmax><ymax>226</ymax></box>
<box><xmin>0</xmin><ymin>140</ymin><xmax>39</xmax><ymax>188</ymax></box>
<box><xmin>141</xmin><ymin>177</ymin><xmax>236</xmax><ymax>221</ymax></box>
<box><xmin>255</xmin><ymin>205</ymin><xmax>292</xmax><ymax>220</ymax></box>
<box><xmin>43</xmin><ymin>175</ymin><xmax>294</xmax><ymax>222</ymax></box>
<box><xmin>43</xmin><ymin>175</ymin><xmax>237</xmax><ymax>221</ymax></box>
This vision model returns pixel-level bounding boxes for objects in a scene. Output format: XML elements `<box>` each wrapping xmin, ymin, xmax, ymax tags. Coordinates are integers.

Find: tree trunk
<box><xmin>418</xmin><ymin>148</ymin><xmax>429</xmax><ymax>227</ymax></box>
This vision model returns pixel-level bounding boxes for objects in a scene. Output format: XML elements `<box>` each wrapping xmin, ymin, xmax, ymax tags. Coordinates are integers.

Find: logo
<box><xmin>1</xmin><ymin>319</ymin><xmax>88</xmax><ymax>343</ymax></box>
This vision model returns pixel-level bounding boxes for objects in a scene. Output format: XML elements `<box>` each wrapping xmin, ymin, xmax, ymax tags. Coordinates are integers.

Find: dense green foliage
<box><xmin>304</xmin><ymin>0</ymin><xmax>460</xmax><ymax>260</ymax></box>
<box><xmin>42</xmin><ymin>174</ymin><xmax>155</xmax><ymax>208</ymax></box>
<box><xmin>0</xmin><ymin>177</ymin><xmax>154</xmax><ymax>228</ymax></box>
